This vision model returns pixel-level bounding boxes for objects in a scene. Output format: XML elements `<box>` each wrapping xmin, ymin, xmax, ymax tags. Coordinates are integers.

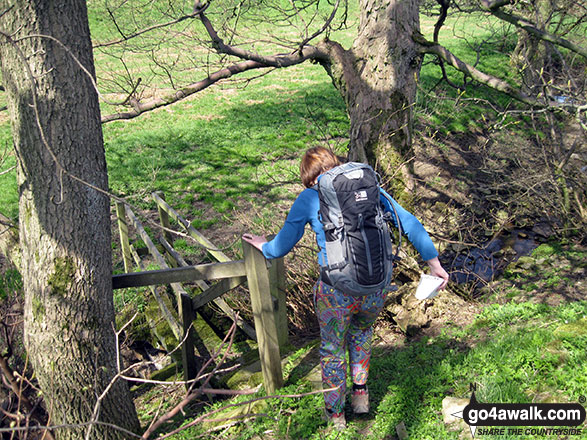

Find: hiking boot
<box><xmin>324</xmin><ymin>410</ymin><xmax>346</xmax><ymax>430</ymax></box>
<box><xmin>351</xmin><ymin>389</ymin><xmax>369</xmax><ymax>414</ymax></box>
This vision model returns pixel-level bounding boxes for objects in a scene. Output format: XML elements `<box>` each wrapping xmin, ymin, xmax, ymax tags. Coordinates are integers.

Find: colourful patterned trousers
<box><xmin>313</xmin><ymin>280</ymin><xmax>387</xmax><ymax>413</ymax></box>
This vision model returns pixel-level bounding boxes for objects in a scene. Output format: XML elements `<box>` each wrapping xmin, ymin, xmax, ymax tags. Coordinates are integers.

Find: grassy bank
<box><xmin>152</xmin><ymin>298</ymin><xmax>585</xmax><ymax>440</ymax></box>
<box><xmin>131</xmin><ymin>243</ymin><xmax>585</xmax><ymax>439</ymax></box>
<box><xmin>0</xmin><ymin>9</ymin><xmax>521</xmax><ymax>225</ymax></box>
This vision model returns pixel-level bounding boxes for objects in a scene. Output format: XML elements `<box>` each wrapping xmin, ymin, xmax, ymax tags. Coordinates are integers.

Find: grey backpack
<box><xmin>316</xmin><ymin>162</ymin><xmax>401</xmax><ymax>296</ymax></box>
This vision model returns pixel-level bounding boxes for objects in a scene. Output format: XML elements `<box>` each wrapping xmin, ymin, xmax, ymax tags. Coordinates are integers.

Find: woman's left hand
<box><xmin>426</xmin><ymin>257</ymin><xmax>449</xmax><ymax>290</ymax></box>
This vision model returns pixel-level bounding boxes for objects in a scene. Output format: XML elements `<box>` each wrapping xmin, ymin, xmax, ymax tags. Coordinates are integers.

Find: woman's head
<box><xmin>300</xmin><ymin>147</ymin><xmax>341</xmax><ymax>188</ymax></box>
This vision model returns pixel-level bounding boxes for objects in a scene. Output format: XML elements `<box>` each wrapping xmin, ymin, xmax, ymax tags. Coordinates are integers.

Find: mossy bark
<box><xmin>0</xmin><ymin>2</ymin><xmax>140</xmax><ymax>438</ymax></box>
<box><xmin>318</xmin><ymin>0</ymin><xmax>421</xmax><ymax>205</ymax></box>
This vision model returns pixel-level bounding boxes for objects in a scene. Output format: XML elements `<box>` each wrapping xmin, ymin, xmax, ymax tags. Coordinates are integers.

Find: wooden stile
<box><xmin>123</xmin><ymin>205</ymin><xmax>198</xmax><ymax>383</ymax></box>
<box><xmin>113</xmin><ymin>193</ymin><xmax>287</xmax><ymax>391</ymax></box>
<box><xmin>242</xmin><ymin>238</ymin><xmax>284</xmax><ymax>394</ymax></box>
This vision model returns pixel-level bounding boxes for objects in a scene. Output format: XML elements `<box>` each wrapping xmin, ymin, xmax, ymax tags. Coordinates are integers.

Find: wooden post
<box><xmin>268</xmin><ymin>257</ymin><xmax>288</xmax><ymax>348</ymax></box>
<box><xmin>179</xmin><ymin>292</ymin><xmax>198</xmax><ymax>384</ymax></box>
<box><xmin>115</xmin><ymin>201</ymin><xmax>132</xmax><ymax>273</ymax></box>
<box><xmin>242</xmin><ymin>239</ymin><xmax>283</xmax><ymax>394</ymax></box>
<box><xmin>154</xmin><ymin>191</ymin><xmax>174</xmax><ymax>245</ymax></box>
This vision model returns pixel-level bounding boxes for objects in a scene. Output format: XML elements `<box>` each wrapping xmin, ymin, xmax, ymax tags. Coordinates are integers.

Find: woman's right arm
<box><xmin>261</xmin><ymin>189</ymin><xmax>314</xmax><ymax>259</ymax></box>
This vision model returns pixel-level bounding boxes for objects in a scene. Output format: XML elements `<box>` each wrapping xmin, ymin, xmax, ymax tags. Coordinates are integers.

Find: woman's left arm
<box><xmin>380</xmin><ymin>189</ymin><xmax>449</xmax><ymax>288</ymax></box>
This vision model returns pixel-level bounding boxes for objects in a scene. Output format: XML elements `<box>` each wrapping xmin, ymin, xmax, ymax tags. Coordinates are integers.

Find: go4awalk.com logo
<box><xmin>452</xmin><ymin>386</ymin><xmax>586</xmax><ymax>438</ymax></box>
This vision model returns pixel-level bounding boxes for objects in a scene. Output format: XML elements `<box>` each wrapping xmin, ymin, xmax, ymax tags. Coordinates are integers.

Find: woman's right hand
<box><xmin>242</xmin><ymin>233</ymin><xmax>267</xmax><ymax>252</ymax></box>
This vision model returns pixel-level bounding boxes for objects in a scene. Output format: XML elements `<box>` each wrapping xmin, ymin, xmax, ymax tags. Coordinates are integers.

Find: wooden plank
<box><xmin>128</xmin><ymin>245</ymin><xmax>182</xmax><ymax>342</ymax></box>
<box><xmin>160</xmin><ymin>236</ymin><xmax>256</xmax><ymax>340</ymax></box>
<box><xmin>159</xmin><ymin>236</ymin><xmax>188</xmax><ymax>267</ymax></box>
<box><xmin>242</xmin><ymin>239</ymin><xmax>283</xmax><ymax>394</ymax></box>
<box><xmin>115</xmin><ymin>201</ymin><xmax>133</xmax><ymax>273</ymax></box>
<box><xmin>154</xmin><ymin>192</ymin><xmax>174</xmax><ymax>244</ymax></box>
<box><xmin>268</xmin><ymin>257</ymin><xmax>288</xmax><ymax>348</ymax></box>
<box><xmin>112</xmin><ymin>261</ymin><xmax>247</xmax><ymax>289</ymax></box>
<box><xmin>191</xmin><ymin>276</ymin><xmax>247</xmax><ymax>310</ymax></box>
<box><xmin>152</xmin><ymin>192</ymin><xmax>230</xmax><ymax>263</ymax></box>
<box><xmin>125</xmin><ymin>205</ymin><xmax>170</xmax><ymax>271</ymax></box>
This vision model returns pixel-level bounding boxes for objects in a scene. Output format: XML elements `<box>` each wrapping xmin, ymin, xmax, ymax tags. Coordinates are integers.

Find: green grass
<box><xmin>0</xmin><ymin>125</ymin><xmax>18</xmax><ymax>220</ymax></box>
<box><xmin>136</xmin><ymin>242</ymin><xmax>585</xmax><ymax>439</ymax></box>
<box><xmin>0</xmin><ymin>268</ymin><xmax>22</xmax><ymax>300</ymax></box>
<box><xmin>0</xmin><ymin>6</ymin><xmax>549</xmax><ymax>223</ymax></box>
<box><xmin>156</xmin><ymin>299</ymin><xmax>585</xmax><ymax>440</ymax></box>
<box><xmin>102</xmin><ymin>72</ymin><xmax>348</xmax><ymax>225</ymax></box>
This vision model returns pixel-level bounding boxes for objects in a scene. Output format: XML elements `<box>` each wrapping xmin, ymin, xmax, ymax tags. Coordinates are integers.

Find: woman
<box><xmin>243</xmin><ymin>147</ymin><xmax>448</xmax><ymax>430</ymax></box>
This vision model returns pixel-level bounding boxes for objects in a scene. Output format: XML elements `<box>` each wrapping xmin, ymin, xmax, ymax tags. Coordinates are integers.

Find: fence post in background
<box><xmin>154</xmin><ymin>191</ymin><xmax>174</xmax><ymax>244</ymax></box>
<box><xmin>242</xmin><ymin>239</ymin><xmax>283</xmax><ymax>394</ymax></box>
<box><xmin>268</xmin><ymin>257</ymin><xmax>288</xmax><ymax>349</ymax></box>
<box><xmin>115</xmin><ymin>201</ymin><xmax>132</xmax><ymax>273</ymax></box>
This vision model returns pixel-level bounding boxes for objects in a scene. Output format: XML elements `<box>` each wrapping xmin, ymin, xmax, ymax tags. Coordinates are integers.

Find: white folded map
<box><xmin>415</xmin><ymin>274</ymin><xmax>444</xmax><ymax>300</ymax></box>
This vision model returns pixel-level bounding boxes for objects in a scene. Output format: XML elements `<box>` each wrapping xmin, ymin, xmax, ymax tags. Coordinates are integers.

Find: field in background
<box><xmin>0</xmin><ymin>6</ymin><xmax>518</xmax><ymax>224</ymax></box>
<box><xmin>0</xmin><ymin>3</ymin><xmax>585</xmax><ymax>439</ymax></box>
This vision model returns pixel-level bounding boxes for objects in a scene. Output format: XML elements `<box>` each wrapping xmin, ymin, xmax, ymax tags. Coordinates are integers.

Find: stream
<box><xmin>443</xmin><ymin>224</ymin><xmax>551</xmax><ymax>287</ymax></box>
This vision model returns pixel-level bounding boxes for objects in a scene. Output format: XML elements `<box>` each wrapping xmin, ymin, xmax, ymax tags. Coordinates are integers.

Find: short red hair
<box><xmin>300</xmin><ymin>147</ymin><xmax>341</xmax><ymax>188</ymax></box>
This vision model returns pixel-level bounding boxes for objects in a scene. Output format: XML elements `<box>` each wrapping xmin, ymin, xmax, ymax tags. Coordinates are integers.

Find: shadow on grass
<box><xmin>105</xmin><ymin>80</ymin><xmax>348</xmax><ymax>228</ymax></box>
<box><xmin>365</xmin><ymin>336</ymin><xmax>473</xmax><ymax>439</ymax></box>
<box><xmin>277</xmin><ymin>330</ymin><xmax>475</xmax><ymax>439</ymax></box>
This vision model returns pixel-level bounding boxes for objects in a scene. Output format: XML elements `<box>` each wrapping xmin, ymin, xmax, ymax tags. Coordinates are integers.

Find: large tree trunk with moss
<box><xmin>0</xmin><ymin>2</ymin><xmax>140</xmax><ymax>439</ymax></box>
<box><xmin>320</xmin><ymin>0</ymin><xmax>421</xmax><ymax>200</ymax></box>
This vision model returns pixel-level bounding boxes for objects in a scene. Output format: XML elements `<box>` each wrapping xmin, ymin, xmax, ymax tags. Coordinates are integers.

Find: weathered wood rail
<box><xmin>113</xmin><ymin>192</ymin><xmax>287</xmax><ymax>394</ymax></box>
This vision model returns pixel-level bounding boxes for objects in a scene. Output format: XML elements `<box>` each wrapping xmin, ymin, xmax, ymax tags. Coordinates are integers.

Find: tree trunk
<box><xmin>0</xmin><ymin>2</ymin><xmax>140</xmax><ymax>439</ymax></box>
<box><xmin>511</xmin><ymin>0</ymin><xmax>550</xmax><ymax>97</ymax></box>
<box><xmin>319</xmin><ymin>0</ymin><xmax>421</xmax><ymax>200</ymax></box>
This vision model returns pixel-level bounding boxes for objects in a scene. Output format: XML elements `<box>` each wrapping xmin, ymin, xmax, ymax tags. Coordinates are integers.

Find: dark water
<box><xmin>444</xmin><ymin>228</ymin><xmax>542</xmax><ymax>286</ymax></box>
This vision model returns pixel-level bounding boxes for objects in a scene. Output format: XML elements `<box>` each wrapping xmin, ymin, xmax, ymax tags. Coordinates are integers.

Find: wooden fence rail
<box><xmin>113</xmin><ymin>194</ymin><xmax>287</xmax><ymax>394</ymax></box>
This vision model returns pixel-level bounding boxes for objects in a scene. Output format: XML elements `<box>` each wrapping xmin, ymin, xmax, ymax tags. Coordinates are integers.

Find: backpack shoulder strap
<box><xmin>380</xmin><ymin>189</ymin><xmax>403</xmax><ymax>261</ymax></box>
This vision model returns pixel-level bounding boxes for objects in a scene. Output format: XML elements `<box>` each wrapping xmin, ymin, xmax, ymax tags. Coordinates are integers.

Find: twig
<box><xmin>0</xmin><ymin>165</ymin><xmax>15</xmax><ymax>175</ymax></box>
<box><xmin>0</xmin><ymin>421</ymin><xmax>141</xmax><ymax>438</ymax></box>
<box><xmin>141</xmin><ymin>319</ymin><xmax>240</xmax><ymax>438</ymax></box>
<box><xmin>93</xmin><ymin>9</ymin><xmax>208</xmax><ymax>49</ymax></box>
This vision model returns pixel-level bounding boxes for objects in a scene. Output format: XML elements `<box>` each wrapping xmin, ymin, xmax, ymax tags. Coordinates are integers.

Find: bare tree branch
<box><xmin>479</xmin><ymin>0</ymin><xmax>513</xmax><ymax>9</ymax></box>
<box><xmin>480</xmin><ymin>1</ymin><xmax>587</xmax><ymax>59</ymax></box>
<box><xmin>155</xmin><ymin>387</ymin><xmax>337</xmax><ymax>440</ymax></box>
<box><xmin>0</xmin><ymin>421</ymin><xmax>141</xmax><ymax>438</ymax></box>
<box><xmin>197</xmin><ymin>3</ymin><xmax>328</xmax><ymax>67</ymax></box>
<box><xmin>0</xmin><ymin>165</ymin><xmax>15</xmax><ymax>175</ymax></box>
<box><xmin>433</xmin><ymin>0</ymin><xmax>466</xmax><ymax>91</ymax></box>
<box><xmin>102</xmin><ymin>59</ymin><xmax>266</xmax><ymax>122</ymax></box>
<box><xmin>413</xmin><ymin>33</ymin><xmax>575</xmax><ymax>108</ymax></box>
<box><xmin>298</xmin><ymin>0</ymin><xmax>341</xmax><ymax>49</ymax></box>
<box><xmin>140</xmin><ymin>318</ymin><xmax>241</xmax><ymax>439</ymax></box>
<box><xmin>100</xmin><ymin>31</ymin><xmax>328</xmax><ymax>124</ymax></box>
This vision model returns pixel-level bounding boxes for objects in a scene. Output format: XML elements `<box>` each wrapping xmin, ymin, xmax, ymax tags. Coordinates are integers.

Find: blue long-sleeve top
<box><xmin>262</xmin><ymin>187</ymin><xmax>438</xmax><ymax>264</ymax></box>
